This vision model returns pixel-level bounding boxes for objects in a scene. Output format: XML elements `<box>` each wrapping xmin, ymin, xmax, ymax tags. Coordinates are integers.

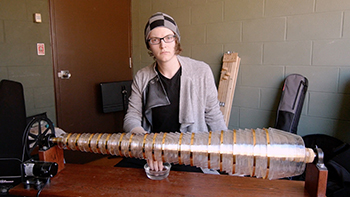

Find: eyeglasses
<box><xmin>148</xmin><ymin>34</ymin><xmax>176</xmax><ymax>45</ymax></box>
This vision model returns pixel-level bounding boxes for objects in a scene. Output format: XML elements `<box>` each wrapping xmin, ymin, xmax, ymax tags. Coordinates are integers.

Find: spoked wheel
<box><xmin>24</xmin><ymin>116</ymin><xmax>55</xmax><ymax>158</ymax></box>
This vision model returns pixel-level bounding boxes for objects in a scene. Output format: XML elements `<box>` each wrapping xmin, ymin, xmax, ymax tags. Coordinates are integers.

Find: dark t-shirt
<box><xmin>152</xmin><ymin>66</ymin><xmax>181</xmax><ymax>133</ymax></box>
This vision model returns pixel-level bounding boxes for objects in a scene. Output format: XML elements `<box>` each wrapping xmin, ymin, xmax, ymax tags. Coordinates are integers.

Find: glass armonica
<box><xmin>53</xmin><ymin>128</ymin><xmax>315</xmax><ymax>180</ymax></box>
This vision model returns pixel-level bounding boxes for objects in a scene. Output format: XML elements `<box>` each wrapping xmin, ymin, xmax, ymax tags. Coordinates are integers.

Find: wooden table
<box><xmin>10</xmin><ymin>164</ymin><xmax>310</xmax><ymax>197</ymax></box>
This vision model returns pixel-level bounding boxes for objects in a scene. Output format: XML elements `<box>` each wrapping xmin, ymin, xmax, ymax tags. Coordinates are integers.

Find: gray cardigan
<box><xmin>123</xmin><ymin>55</ymin><xmax>227</xmax><ymax>133</ymax></box>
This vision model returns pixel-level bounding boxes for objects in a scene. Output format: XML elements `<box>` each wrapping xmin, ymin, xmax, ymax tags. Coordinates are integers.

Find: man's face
<box><xmin>148</xmin><ymin>27</ymin><xmax>177</xmax><ymax>64</ymax></box>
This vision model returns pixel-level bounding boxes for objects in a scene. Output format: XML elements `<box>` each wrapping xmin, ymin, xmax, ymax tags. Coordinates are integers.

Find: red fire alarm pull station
<box><xmin>37</xmin><ymin>43</ymin><xmax>45</xmax><ymax>56</ymax></box>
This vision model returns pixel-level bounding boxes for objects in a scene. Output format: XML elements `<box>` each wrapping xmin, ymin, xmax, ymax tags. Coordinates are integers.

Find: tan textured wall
<box><xmin>132</xmin><ymin>0</ymin><xmax>350</xmax><ymax>143</ymax></box>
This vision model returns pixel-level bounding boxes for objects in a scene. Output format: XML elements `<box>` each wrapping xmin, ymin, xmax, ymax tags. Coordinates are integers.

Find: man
<box><xmin>122</xmin><ymin>12</ymin><xmax>227</xmax><ymax>171</ymax></box>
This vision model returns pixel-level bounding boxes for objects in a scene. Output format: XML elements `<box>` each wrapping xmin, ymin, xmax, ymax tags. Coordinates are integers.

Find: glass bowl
<box><xmin>144</xmin><ymin>162</ymin><xmax>171</xmax><ymax>180</ymax></box>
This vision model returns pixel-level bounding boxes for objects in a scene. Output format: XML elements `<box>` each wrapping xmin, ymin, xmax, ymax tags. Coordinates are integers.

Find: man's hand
<box><xmin>130</xmin><ymin>127</ymin><xmax>147</xmax><ymax>134</ymax></box>
<box><xmin>130</xmin><ymin>129</ymin><xmax>164</xmax><ymax>171</ymax></box>
<box><xmin>147</xmin><ymin>159</ymin><xmax>164</xmax><ymax>171</ymax></box>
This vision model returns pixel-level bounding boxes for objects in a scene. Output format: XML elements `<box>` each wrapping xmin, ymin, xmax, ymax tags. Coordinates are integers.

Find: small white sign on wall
<box><xmin>37</xmin><ymin>43</ymin><xmax>45</xmax><ymax>56</ymax></box>
<box><xmin>34</xmin><ymin>13</ymin><xmax>42</xmax><ymax>23</ymax></box>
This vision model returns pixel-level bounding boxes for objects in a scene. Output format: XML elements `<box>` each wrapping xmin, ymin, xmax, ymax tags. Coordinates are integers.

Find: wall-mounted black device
<box><xmin>100</xmin><ymin>80</ymin><xmax>133</xmax><ymax>113</ymax></box>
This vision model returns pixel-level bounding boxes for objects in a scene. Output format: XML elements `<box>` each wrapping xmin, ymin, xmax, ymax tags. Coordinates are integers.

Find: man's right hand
<box><xmin>147</xmin><ymin>159</ymin><xmax>164</xmax><ymax>171</ymax></box>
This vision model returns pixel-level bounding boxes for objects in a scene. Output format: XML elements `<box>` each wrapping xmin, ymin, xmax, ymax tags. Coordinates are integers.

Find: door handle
<box><xmin>58</xmin><ymin>70</ymin><xmax>71</xmax><ymax>79</ymax></box>
<box><xmin>129</xmin><ymin>57</ymin><xmax>132</xmax><ymax>69</ymax></box>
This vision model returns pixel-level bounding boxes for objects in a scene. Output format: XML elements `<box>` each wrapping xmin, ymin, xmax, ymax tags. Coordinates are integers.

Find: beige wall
<box><xmin>132</xmin><ymin>0</ymin><xmax>350</xmax><ymax>143</ymax></box>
